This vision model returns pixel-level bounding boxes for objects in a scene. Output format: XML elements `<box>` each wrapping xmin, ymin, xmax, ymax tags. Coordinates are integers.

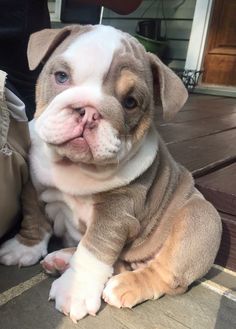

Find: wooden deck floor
<box><xmin>157</xmin><ymin>94</ymin><xmax>236</xmax><ymax>176</ymax></box>
<box><xmin>1</xmin><ymin>94</ymin><xmax>236</xmax><ymax>329</ymax></box>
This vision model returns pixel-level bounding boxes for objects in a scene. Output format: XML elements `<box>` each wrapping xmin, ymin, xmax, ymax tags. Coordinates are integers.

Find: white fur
<box><xmin>40</xmin><ymin>188</ymin><xmax>93</xmax><ymax>244</ymax></box>
<box><xmin>29</xmin><ymin>119</ymin><xmax>55</xmax><ymax>190</ymax></box>
<box><xmin>45</xmin><ymin>201</ymin><xmax>69</xmax><ymax>237</ymax></box>
<box><xmin>31</xmin><ymin>126</ymin><xmax>158</xmax><ymax>196</ymax></box>
<box><xmin>55</xmin><ymin>118</ymin><xmax>122</xmax><ymax>163</ymax></box>
<box><xmin>49</xmin><ymin>244</ymin><xmax>113</xmax><ymax>321</ymax></box>
<box><xmin>90</xmin><ymin>121</ymin><xmax>121</xmax><ymax>160</ymax></box>
<box><xmin>64</xmin><ymin>25</ymin><xmax>123</xmax><ymax>88</ymax></box>
<box><xmin>0</xmin><ymin>234</ymin><xmax>50</xmax><ymax>266</ymax></box>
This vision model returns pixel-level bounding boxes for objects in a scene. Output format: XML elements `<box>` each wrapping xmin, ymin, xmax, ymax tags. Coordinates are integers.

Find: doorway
<box><xmin>185</xmin><ymin>0</ymin><xmax>236</xmax><ymax>96</ymax></box>
<box><xmin>202</xmin><ymin>0</ymin><xmax>236</xmax><ymax>87</ymax></box>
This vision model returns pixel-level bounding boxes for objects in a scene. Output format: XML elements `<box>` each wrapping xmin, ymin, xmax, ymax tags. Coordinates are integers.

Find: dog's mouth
<box><xmin>57</xmin><ymin>133</ymin><xmax>89</xmax><ymax>150</ymax></box>
<box><xmin>51</xmin><ymin>133</ymin><xmax>91</xmax><ymax>165</ymax></box>
<box><xmin>47</xmin><ymin>128</ymin><xmax>87</xmax><ymax>147</ymax></box>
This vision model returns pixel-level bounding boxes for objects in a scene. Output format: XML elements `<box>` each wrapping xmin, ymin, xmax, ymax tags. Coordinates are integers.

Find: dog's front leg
<box><xmin>49</xmin><ymin>243</ymin><xmax>113</xmax><ymax>322</ymax></box>
<box><xmin>0</xmin><ymin>179</ymin><xmax>52</xmax><ymax>266</ymax></box>
<box><xmin>48</xmin><ymin>196</ymin><xmax>140</xmax><ymax>322</ymax></box>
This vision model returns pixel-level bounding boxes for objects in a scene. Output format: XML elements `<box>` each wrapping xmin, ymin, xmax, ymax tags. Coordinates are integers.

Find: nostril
<box><xmin>75</xmin><ymin>107</ymin><xmax>86</xmax><ymax>117</ymax></box>
<box><xmin>93</xmin><ymin>112</ymin><xmax>100</xmax><ymax>121</ymax></box>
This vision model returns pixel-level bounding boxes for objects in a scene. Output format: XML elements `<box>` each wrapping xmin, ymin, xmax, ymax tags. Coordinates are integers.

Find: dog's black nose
<box><xmin>75</xmin><ymin>107</ymin><xmax>86</xmax><ymax>117</ymax></box>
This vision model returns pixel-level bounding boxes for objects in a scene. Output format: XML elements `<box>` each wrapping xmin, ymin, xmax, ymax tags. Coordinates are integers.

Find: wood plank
<box><xmin>181</xmin><ymin>95</ymin><xmax>236</xmax><ymax>111</ymax></box>
<box><xmin>205</xmin><ymin>266</ymin><xmax>236</xmax><ymax>290</ymax></box>
<box><xmin>182</xmin><ymin>98</ymin><xmax>236</xmax><ymax>111</ymax></box>
<box><xmin>195</xmin><ymin>163</ymin><xmax>236</xmax><ymax>216</ymax></box>
<box><xmin>167</xmin><ymin>129</ymin><xmax>236</xmax><ymax>176</ymax></box>
<box><xmin>111</xmin><ymin>301</ymin><xmax>190</xmax><ymax>329</ymax></box>
<box><xmin>0</xmin><ymin>278</ymin><xmax>192</xmax><ymax>329</ymax></box>
<box><xmin>111</xmin><ymin>284</ymin><xmax>232</xmax><ymax>329</ymax></box>
<box><xmin>183</xmin><ymin>94</ymin><xmax>222</xmax><ymax>102</ymax></box>
<box><xmin>155</xmin><ymin>95</ymin><xmax>236</xmax><ymax>122</ymax></box>
<box><xmin>215</xmin><ymin>213</ymin><xmax>236</xmax><ymax>272</ymax></box>
<box><xmin>198</xmin><ymin>96</ymin><xmax>236</xmax><ymax>105</ymax></box>
<box><xmin>158</xmin><ymin>113</ymin><xmax>236</xmax><ymax>144</ymax></box>
<box><xmin>1</xmin><ymin>262</ymin><xmax>236</xmax><ymax>328</ymax></box>
<box><xmin>157</xmin><ymin>107</ymin><xmax>236</xmax><ymax>124</ymax></box>
<box><xmin>0</xmin><ymin>264</ymin><xmax>41</xmax><ymax>294</ymax></box>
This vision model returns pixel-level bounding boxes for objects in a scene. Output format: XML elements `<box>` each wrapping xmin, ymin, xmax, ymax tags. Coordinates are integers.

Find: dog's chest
<box><xmin>65</xmin><ymin>195</ymin><xmax>95</xmax><ymax>241</ymax></box>
<box><xmin>44</xmin><ymin>189</ymin><xmax>94</xmax><ymax>241</ymax></box>
<box><xmin>67</xmin><ymin>195</ymin><xmax>94</xmax><ymax>229</ymax></box>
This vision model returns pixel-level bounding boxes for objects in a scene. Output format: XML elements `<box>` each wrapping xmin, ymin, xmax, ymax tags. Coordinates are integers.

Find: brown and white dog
<box><xmin>0</xmin><ymin>25</ymin><xmax>222</xmax><ymax>322</ymax></box>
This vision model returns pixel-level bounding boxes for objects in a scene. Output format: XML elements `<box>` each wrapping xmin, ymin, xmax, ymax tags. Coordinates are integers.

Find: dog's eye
<box><xmin>54</xmin><ymin>71</ymin><xmax>69</xmax><ymax>84</ymax></box>
<box><xmin>122</xmin><ymin>96</ymin><xmax>138</xmax><ymax>110</ymax></box>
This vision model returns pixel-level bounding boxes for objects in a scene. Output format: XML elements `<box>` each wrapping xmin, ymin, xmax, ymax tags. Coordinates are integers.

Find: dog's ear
<box><xmin>27</xmin><ymin>27</ymin><xmax>74</xmax><ymax>71</ymax></box>
<box><xmin>27</xmin><ymin>27</ymin><xmax>72</xmax><ymax>71</ymax></box>
<box><xmin>148</xmin><ymin>53</ymin><xmax>188</xmax><ymax>121</ymax></box>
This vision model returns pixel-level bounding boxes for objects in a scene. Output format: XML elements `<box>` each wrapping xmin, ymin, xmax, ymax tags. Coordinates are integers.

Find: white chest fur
<box><xmin>41</xmin><ymin>188</ymin><xmax>94</xmax><ymax>245</ymax></box>
<box><xmin>30</xmin><ymin>120</ymin><xmax>93</xmax><ymax>244</ymax></box>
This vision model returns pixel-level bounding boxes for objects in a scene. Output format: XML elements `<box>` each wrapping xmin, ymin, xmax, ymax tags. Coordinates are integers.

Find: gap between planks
<box><xmin>0</xmin><ymin>272</ymin><xmax>48</xmax><ymax>307</ymax></box>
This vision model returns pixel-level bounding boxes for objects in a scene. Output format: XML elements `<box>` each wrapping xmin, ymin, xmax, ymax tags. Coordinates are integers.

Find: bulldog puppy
<box><xmin>0</xmin><ymin>25</ymin><xmax>222</xmax><ymax>322</ymax></box>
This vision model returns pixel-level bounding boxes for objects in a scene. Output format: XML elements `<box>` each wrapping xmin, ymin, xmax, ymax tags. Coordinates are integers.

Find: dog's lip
<box><xmin>61</xmin><ymin>135</ymin><xmax>84</xmax><ymax>146</ymax></box>
<box><xmin>57</xmin><ymin>134</ymin><xmax>90</xmax><ymax>151</ymax></box>
<box><xmin>49</xmin><ymin>133</ymin><xmax>84</xmax><ymax>147</ymax></box>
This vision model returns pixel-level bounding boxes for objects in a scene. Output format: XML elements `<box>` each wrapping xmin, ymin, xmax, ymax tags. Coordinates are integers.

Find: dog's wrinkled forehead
<box><xmin>63</xmin><ymin>25</ymin><xmax>124</xmax><ymax>83</ymax></box>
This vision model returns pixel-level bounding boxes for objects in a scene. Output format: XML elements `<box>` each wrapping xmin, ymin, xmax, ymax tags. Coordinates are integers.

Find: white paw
<box><xmin>0</xmin><ymin>236</ymin><xmax>49</xmax><ymax>266</ymax></box>
<box><xmin>49</xmin><ymin>267</ymin><xmax>104</xmax><ymax>322</ymax></box>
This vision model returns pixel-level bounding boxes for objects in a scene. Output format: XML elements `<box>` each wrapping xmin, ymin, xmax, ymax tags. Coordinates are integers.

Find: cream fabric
<box><xmin>0</xmin><ymin>70</ymin><xmax>30</xmax><ymax>238</ymax></box>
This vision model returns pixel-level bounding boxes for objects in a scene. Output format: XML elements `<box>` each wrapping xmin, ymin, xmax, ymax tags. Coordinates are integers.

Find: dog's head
<box><xmin>28</xmin><ymin>25</ymin><xmax>187</xmax><ymax>165</ymax></box>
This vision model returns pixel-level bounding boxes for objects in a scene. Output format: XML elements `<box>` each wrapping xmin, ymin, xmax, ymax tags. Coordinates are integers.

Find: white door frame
<box><xmin>49</xmin><ymin>0</ymin><xmax>62</xmax><ymax>22</ymax></box>
<box><xmin>185</xmin><ymin>0</ymin><xmax>213</xmax><ymax>71</ymax></box>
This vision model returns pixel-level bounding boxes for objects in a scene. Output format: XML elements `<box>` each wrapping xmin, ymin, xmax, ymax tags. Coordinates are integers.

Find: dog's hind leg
<box><xmin>103</xmin><ymin>195</ymin><xmax>221</xmax><ymax>308</ymax></box>
<box><xmin>103</xmin><ymin>258</ymin><xmax>187</xmax><ymax>308</ymax></box>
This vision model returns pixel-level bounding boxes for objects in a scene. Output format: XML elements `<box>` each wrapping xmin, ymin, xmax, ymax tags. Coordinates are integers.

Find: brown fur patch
<box><xmin>28</xmin><ymin>25</ymin><xmax>93</xmax><ymax>71</ymax></box>
<box><xmin>116</xmin><ymin>70</ymin><xmax>139</xmax><ymax>97</ymax></box>
<box><xmin>17</xmin><ymin>180</ymin><xmax>51</xmax><ymax>246</ymax></box>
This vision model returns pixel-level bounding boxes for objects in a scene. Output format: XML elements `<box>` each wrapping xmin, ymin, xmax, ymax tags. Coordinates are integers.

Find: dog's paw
<box><xmin>49</xmin><ymin>267</ymin><xmax>104</xmax><ymax>322</ymax></box>
<box><xmin>0</xmin><ymin>236</ymin><xmax>48</xmax><ymax>266</ymax></box>
<box><xmin>41</xmin><ymin>248</ymin><xmax>75</xmax><ymax>275</ymax></box>
<box><xmin>103</xmin><ymin>272</ymin><xmax>142</xmax><ymax>309</ymax></box>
